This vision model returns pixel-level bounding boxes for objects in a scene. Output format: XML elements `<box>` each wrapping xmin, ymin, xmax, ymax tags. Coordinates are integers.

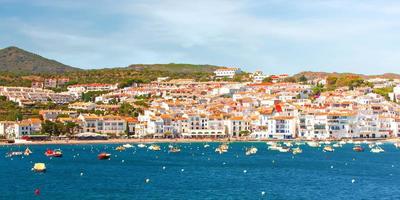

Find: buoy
<box><xmin>351</xmin><ymin>179</ymin><xmax>355</xmax><ymax>183</ymax></box>
<box><xmin>261</xmin><ymin>191</ymin><xmax>265</xmax><ymax>196</ymax></box>
<box><xmin>162</xmin><ymin>166</ymin><xmax>166</xmax><ymax>170</ymax></box>
<box><xmin>122</xmin><ymin>160</ymin><xmax>125</xmax><ymax>163</ymax></box>
<box><xmin>222</xmin><ymin>162</ymin><xmax>226</xmax><ymax>165</ymax></box>
<box><xmin>181</xmin><ymin>169</ymin><xmax>185</xmax><ymax>172</ymax></box>
<box><xmin>243</xmin><ymin>170</ymin><xmax>247</xmax><ymax>173</ymax></box>
<box><xmin>331</xmin><ymin>165</ymin><xmax>334</xmax><ymax>169</ymax></box>
<box><xmin>34</xmin><ymin>188</ymin><xmax>40</xmax><ymax>195</ymax></box>
<box><xmin>145</xmin><ymin>178</ymin><xmax>150</xmax><ymax>183</ymax></box>
<box><xmin>272</xmin><ymin>160</ymin><xmax>275</xmax><ymax>164</ymax></box>
<box><xmin>80</xmin><ymin>172</ymin><xmax>84</xmax><ymax>176</ymax></box>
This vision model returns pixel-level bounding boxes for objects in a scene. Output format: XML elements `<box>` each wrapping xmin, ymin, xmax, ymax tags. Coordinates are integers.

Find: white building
<box><xmin>214</xmin><ymin>68</ymin><xmax>242</xmax><ymax>78</ymax></box>
<box><xmin>267</xmin><ymin>116</ymin><xmax>296</xmax><ymax>139</ymax></box>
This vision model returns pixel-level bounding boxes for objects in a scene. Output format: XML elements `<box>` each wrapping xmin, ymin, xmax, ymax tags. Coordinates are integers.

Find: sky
<box><xmin>1</xmin><ymin>0</ymin><xmax>400</xmax><ymax>74</ymax></box>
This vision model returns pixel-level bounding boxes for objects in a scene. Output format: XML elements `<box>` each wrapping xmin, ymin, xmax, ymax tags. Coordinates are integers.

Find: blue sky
<box><xmin>1</xmin><ymin>0</ymin><xmax>400</xmax><ymax>74</ymax></box>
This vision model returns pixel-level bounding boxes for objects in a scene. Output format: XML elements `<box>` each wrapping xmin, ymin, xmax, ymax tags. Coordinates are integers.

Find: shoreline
<box><xmin>2</xmin><ymin>137</ymin><xmax>400</xmax><ymax>146</ymax></box>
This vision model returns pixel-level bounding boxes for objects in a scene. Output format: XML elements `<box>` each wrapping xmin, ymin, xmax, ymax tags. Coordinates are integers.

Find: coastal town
<box><xmin>1</xmin><ymin>67</ymin><xmax>400</xmax><ymax>143</ymax></box>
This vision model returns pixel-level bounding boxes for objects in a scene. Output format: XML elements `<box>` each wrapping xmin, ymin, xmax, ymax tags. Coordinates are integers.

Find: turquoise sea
<box><xmin>1</xmin><ymin>142</ymin><xmax>399</xmax><ymax>200</ymax></box>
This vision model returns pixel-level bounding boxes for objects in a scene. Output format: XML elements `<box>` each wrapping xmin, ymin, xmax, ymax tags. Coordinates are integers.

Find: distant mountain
<box><xmin>293</xmin><ymin>71</ymin><xmax>400</xmax><ymax>80</ymax></box>
<box><xmin>125</xmin><ymin>63</ymin><xmax>219</xmax><ymax>73</ymax></box>
<box><xmin>0</xmin><ymin>46</ymin><xmax>81</xmax><ymax>74</ymax></box>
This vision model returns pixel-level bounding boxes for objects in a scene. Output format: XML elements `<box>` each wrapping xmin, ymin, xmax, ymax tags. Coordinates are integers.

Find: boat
<box><xmin>370</xmin><ymin>146</ymin><xmax>384</xmax><ymax>153</ymax></box>
<box><xmin>6</xmin><ymin>151</ymin><xmax>23</xmax><ymax>157</ymax></box>
<box><xmin>266</xmin><ymin>141</ymin><xmax>276</xmax><ymax>145</ymax></box>
<box><xmin>307</xmin><ymin>141</ymin><xmax>320</xmax><ymax>148</ymax></box>
<box><xmin>339</xmin><ymin>140</ymin><xmax>347</xmax><ymax>145</ymax></box>
<box><xmin>292</xmin><ymin>147</ymin><xmax>302</xmax><ymax>155</ymax></box>
<box><xmin>98</xmin><ymin>153</ymin><xmax>111</xmax><ymax>160</ymax></box>
<box><xmin>204</xmin><ymin>144</ymin><xmax>210</xmax><ymax>148</ymax></box>
<box><xmin>394</xmin><ymin>142</ymin><xmax>400</xmax><ymax>148</ymax></box>
<box><xmin>375</xmin><ymin>142</ymin><xmax>383</xmax><ymax>145</ymax></box>
<box><xmin>24</xmin><ymin>147</ymin><xmax>32</xmax><ymax>156</ymax></box>
<box><xmin>53</xmin><ymin>149</ymin><xmax>63</xmax><ymax>157</ymax></box>
<box><xmin>245</xmin><ymin>147</ymin><xmax>258</xmax><ymax>156</ymax></box>
<box><xmin>277</xmin><ymin>146</ymin><xmax>290</xmax><ymax>153</ymax></box>
<box><xmin>215</xmin><ymin>143</ymin><xmax>229</xmax><ymax>154</ymax></box>
<box><xmin>169</xmin><ymin>147</ymin><xmax>181</xmax><ymax>153</ymax></box>
<box><xmin>44</xmin><ymin>149</ymin><xmax>62</xmax><ymax>157</ymax></box>
<box><xmin>268</xmin><ymin>143</ymin><xmax>280</xmax><ymax>151</ymax></box>
<box><xmin>353</xmin><ymin>145</ymin><xmax>364</xmax><ymax>152</ymax></box>
<box><xmin>148</xmin><ymin>144</ymin><xmax>161</xmax><ymax>151</ymax></box>
<box><xmin>347</xmin><ymin>140</ymin><xmax>354</xmax><ymax>144</ymax></box>
<box><xmin>283</xmin><ymin>142</ymin><xmax>293</xmax><ymax>147</ymax></box>
<box><xmin>115</xmin><ymin>146</ymin><xmax>126</xmax><ymax>151</ymax></box>
<box><xmin>32</xmin><ymin>163</ymin><xmax>46</xmax><ymax>172</ymax></box>
<box><xmin>122</xmin><ymin>144</ymin><xmax>133</xmax><ymax>148</ymax></box>
<box><xmin>323</xmin><ymin>145</ymin><xmax>334</xmax><ymax>152</ymax></box>
<box><xmin>332</xmin><ymin>143</ymin><xmax>341</xmax><ymax>148</ymax></box>
<box><xmin>324</xmin><ymin>141</ymin><xmax>331</xmax><ymax>145</ymax></box>
<box><xmin>137</xmin><ymin>143</ymin><xmax>146</xmax><ymax>148</ymax></box>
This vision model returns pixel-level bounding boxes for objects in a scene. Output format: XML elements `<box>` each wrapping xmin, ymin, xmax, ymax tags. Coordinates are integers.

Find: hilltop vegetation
<box><xmin>0</xmin><ymin>46</ymin><xmax>80</xmax><ymax>74</ymax></box>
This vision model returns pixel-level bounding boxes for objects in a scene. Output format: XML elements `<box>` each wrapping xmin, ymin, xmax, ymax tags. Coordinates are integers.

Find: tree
<box><xmin>163</xmin><ymin>131</ymin><xmax>173</xmax><ymax>138</ymax></box>
<box><xmin>239</xmin><ymin>130</ymin><xmax>251</xmax><ymax>137</ymax></box>
<box><xmin>65</xmin><ymin>122</ymin><xmax>79</xmax><ymax>136</ymax></box>
<box><xmin>262</xmin><ymin>76</ymin><xmax>273</xmax><ymax>83</ymax></box>
<box><xmin>298</xmin><ymin>75</ymin><xmax>307</xmax><ymax>82</ymax></box>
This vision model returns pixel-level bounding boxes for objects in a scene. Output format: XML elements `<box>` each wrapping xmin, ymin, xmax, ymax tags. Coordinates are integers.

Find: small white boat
<box><xmin>292</xmin><ymin>147</ymin><xmax>302</xmax><ymax>155</ymax></box>
<box><xmin>277</xmin><ymin>146</ymin><xmax>290</xmax><ymax>153</ymax></box>
<box><xmin>375</xmin><ymin>142</ymin><xmax>383</xmax><ymax>145</ymax></box>
<box><xmin>370</xmin><ymin>146</ymin><xmax>384</xmax><ymax>153</ymax></box>
<box><xmin>347</xmin><ymin>140</ymin><xmax>354</xmax><ymax>144</ymax></box>
<box><xmin>324</xmin><ymin>141</ymin><xmax>331</xmax><ymax>145</ymax></box>
<box><xmin>323</xmin><ymin>145</ymin><xmax>334</xmax><ymax>152</ymax></box>
<box><xmin>148</xmin><ymin>144</ymin><xmax>161</xmax><ymax>151</ymax></box>
<box><xmin>339</xmin><ymin>140</ymin><xmax>347</xmax><ymax>145</ymax></box>
<box><xmin>394</xmin><ymin>142</ymin><xmax>400</xmax><ymax>148</ymax></box>
<box><xmin>283</xmin><ymin>142</ymin><xmax>293</xmax><ymax>147</ymax></box>
<box><xmin>122</xmin><ymin>144</ymin><xmax>133</xmax><ymax>148</ymax></box>
<box><xmin>204</xmin><ymin>144</ymin><xmax>210</xmax><ymax>148</ymax></box>
<box><xmin>333</xmin><ymin>143</ymin><xmax>341</xmax><ymax>148</ymax></box>
<box><xmin>307</xmin><ymin>141</ymin><xmax>320</xmax><ymax>148</ymax></box>
<box><xmin>137</xmin><ymin>144</ymin><xmax>146</xmax><ymax>148</ymax></box>
<box><xmin>245</xmin><ymin>147</ymin><xmax>258</xmax><ymax>156</ymax></box>
<box><xmin>268</xmin><ymin>144</ymin><xmax>280</xmax><ymax>151</ymax></box>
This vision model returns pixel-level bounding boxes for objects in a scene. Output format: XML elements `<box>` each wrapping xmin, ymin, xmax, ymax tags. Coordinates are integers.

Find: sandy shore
<box><xmin>2</xmin><ymin>137</ymin><xmax>400</xmax><ymax>146</ymax></box>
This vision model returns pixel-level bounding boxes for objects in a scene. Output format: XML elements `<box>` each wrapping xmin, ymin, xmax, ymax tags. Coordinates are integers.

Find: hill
<box><xmin>126</xmin><ymin>63</ymin><xmax>219</xmax><ymax>73</ymax></box>
<box><xmin>0</xmin><ymin>46</ymin><xmax>81</xmax><ymax>74</ymax></box>
<box><xmin>293</xmin><ymin>71</ymin><xmax>400</xmax><ymax>80</ymax></box>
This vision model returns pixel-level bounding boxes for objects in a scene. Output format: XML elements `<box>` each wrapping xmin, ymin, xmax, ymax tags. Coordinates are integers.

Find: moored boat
<box><xmin>307</xmin><ymin>141</ymin><xmax>320</xmax><ymax>148</ymax></box>
<box><xmin>148</xmin><ymin>144</ymin><xmax>161</xmax><ymax>151</ymax></box>
<box><xmin>353</xmin><ymin>145</ymin><xmax>364</xmax><ymax>152</ymax></box>
<box><xmin>6</xmin><ymin>151</ymin><xmax>23</xmax><ymax>157</ymax></box>
<box><xmin>32</xmin><ymin>163</ymin><xmax>46</xmax><ymax>172</ymax></box>
<box><xmin>370</xmin><ymin>146</ymin><xmax>384</xmax><ymax>153</ymax></box>
<box><xmin>45</xmin><ymin>149</ymin><xmax>62</xmax><ymax>157</ymax></box>
<box><xmin>245</xmin><ymin>147</ymin><xmax>258</xmax><ymax>156</ymax></box>
<box><xmin>98</xmin><ymin>153</ymin><xmax>111</xmax><ymax>160</ymax></box>
<box><xmin>323</xmin><ymin>145</ymin><xmax>334</xmax><ymax>152</ymax></box>
<box><xmin>24</xmin><ymin>147</ymin><xmax>32</xmax><ymax>156</ymax></box>
<box><xmin>169</xmin><ymin>147</ymin><xmax>181</xmax><ymax>153</ymax></box>
<box><xmin>122</xmin><ymin>144</ymin><xmax>133</xmax><ymax>148</ymax></box>
<box><xmin>137</xmin><ymin>143</ymin><xmax>146</xmax><ymax>148</ymax></box>
<box><xmin>115</xmin><ymin>146</ymin><xmax>126</xmax><ymax>151</ymax></box>
<box><xmin>292</xmin><ymin>147</ymin><xmax>302</xmax><ymax>155</ymax></box>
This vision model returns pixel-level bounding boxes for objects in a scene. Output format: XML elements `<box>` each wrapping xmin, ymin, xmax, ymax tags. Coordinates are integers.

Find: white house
<box><xmin>214</xmin><ymin>68</ymin><xmax>242</xmax><ymax>78</ymax></box>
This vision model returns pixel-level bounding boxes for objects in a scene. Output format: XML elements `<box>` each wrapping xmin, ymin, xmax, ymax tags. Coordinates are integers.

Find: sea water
<box><xmin>1</xmin><ymin>142</ymin><xmax>399</xmax><ymax>200</ymax></box>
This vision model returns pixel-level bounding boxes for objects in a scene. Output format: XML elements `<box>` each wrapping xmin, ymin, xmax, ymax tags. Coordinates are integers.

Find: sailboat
<box><xmin>24</xmin><ymin>147</ymin><xmax>32</xmax><ymax>156</ymax></box>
